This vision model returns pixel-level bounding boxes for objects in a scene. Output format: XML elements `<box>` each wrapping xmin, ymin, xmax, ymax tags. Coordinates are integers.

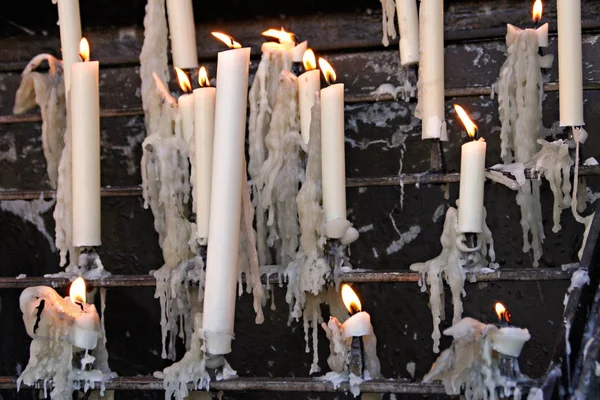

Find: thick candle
<box><xmin>418</xmin><ymin>0</ymin><xmax>446</xmax><ymax>140</ymax></box>
<box><xmin>165</xmin><ymin>0</ymin><xmax>198</xmax><ymax>69</ymax></box>
<box><xmin>557</xmin><ymin>0</ymin><xmax>584</xmax><ymax>126</ymax></box>
<box><xmin>319</xmin><ymin>59</ymin><xmax>347</xmax><ymax>239</ymax></box>
<box><xmin>396</xmin><ymin>0</ymin><xmax>420</xmax><ymax>66</ymax></box>
<box><xmin>298</xmin><ymin>49</ymin><xmax>320</xmax><ymax>144</ymax></box>
<box><xmin>202</xmin><ymin>41</ymin><xmax>250</xmax><ymax>356</ymax></box>
<box><xmin>71</xmin><ymin>39</ymin><xmax>101</xmax><ymax>247</ymax></box>
<box><xmin>193</xmin><ymin>67</ymin><xmax>216</xmax><ymax>243</ymax></box>
<box><xmin>55</xmin><ymin>0</ymin><xmax>82</xmax><ymax>92</ymax></box>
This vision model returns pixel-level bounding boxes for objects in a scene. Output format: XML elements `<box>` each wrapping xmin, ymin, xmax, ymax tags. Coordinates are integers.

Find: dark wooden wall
<box><xmin>1</xmin><ymin>0</ymin><xmax>600</xmax><ymax>398</ymax></box>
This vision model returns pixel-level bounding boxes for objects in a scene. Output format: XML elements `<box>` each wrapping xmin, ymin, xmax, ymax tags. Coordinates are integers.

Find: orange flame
<box><xmin>70</xmin><ymin>277</ymin><xmax>87</xmax><ymax>304</ymax></box>
<box><xmin>318</xmin><ymin>58</ymin><xmax>336</xmax><ymax>84</ymax></box>
<box><xmin>495</xmin><ymin>302</ymin><xmax>511</xmax><ymax>323</ymax></box>
<box><xmin>341</xmin><ymin>284</ymin><xmax>362</xmax><ymax>314</ymax></box>
<box><xmin>533</xmin><ymin>0</ymin><xmax>543</xmax><ymax>22</ymax></box>
<box><xmin>262</xmin><ymin>28</ymin><xmax>295</xmax><ymax>44</ymax></box>
<box><xmin>198</xmin><ymin>66</ymin><xmax>210</xmax><ymax>87</ymax></box>
<box><xmin>303</xmin><ymin>49</ymin><xmax>317</xmax><ymax>71</ymax></box>
<box><xmin>211</xmin><ymin>32</ymin><xmax>242</xmax><ymax>49</ymax></box>
<box><xmin>79</xmin><ymin>38</ymin><xmax>90</xmax><ymax>62</ymax></box>
<box><xmin>454</xmin><ymin>104</ymin><xmax>478</xmax><ymax>139</ymax></box>
<box><xmin>174</xmin><ymin>67</ymin><xmax>192</xmax><ymax>93</ymax></box>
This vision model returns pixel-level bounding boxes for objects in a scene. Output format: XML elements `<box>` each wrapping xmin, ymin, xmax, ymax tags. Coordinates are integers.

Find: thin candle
<box><xmin>174</xmin><ymin>67</ymin><xmax>194</xmax><ymax>143</ymax></box>
<box><xmin>298</xmin><ymin>49</ymin><xmax>320</xmax><ymax>144</ymax></box>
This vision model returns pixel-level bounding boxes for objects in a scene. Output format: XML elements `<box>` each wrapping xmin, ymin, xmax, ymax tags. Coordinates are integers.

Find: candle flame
<box><xmin>70</xmin><ymin>277</ymin><xmax>87</xmax><ymax>304</ymax></box>
<box><xmin>454</xmin><ymin>104</ymin><xmax>478</xmax><ymax>139</ymax></box>
<box><xmin>495</xmin><ymin>302</ymin><xmax>511</xmax><ymax>324</ymax></box>
<box><xmin>198</xmin><ymin>66</ymin><xmax>210</xmax><ymax>87</ymax></box>
<box><xmin>262</xmin><ymin>28</ymin><xmax>295</xmax><ymax>44</ymax></box>
<box><xmin>533</xmin><ymin>0</ymin><xmax>543</xmax><ymax>22</ymax></box>
<box><xmin>303</xmin><ymin>49</ymin><xmax>317</xmax><ymax>71</ymax></box>
<box><xmin>79</xmin><ymin>38</ymin><xmax>90</xmax><ymax>62</ymax></box>
<box><xmin>174</xmin><ymin>67</ymin><xmax>192</xmax><ymax>93</ymax></box>
<box><xmin>318</xmin><ymin>58</ymin><xmax>336</xmax><ymax>84</ymax></box>
<box><xmin>341</xmin><ymin>284</ymin><xmax>362</xmax><ymax>314</ymax></box>
<box><xmin>211</xmin><ymin>32</ymin><xmax>242</xmax><ymax>49</ymax></box>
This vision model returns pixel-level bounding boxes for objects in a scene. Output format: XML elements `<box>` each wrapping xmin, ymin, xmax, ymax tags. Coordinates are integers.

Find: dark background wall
<box><xmin>0</xmin><ymin>0</ymin><xmax>599</xmax><ymax>398</ymax></box>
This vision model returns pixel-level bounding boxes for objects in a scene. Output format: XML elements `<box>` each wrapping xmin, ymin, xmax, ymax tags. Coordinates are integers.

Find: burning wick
<box><xmin>454</xmin><ymin>104</ymin><xmax>479</xmax><ymax>140</ymax></box>
<box><xmin>532</xmin><ymin>0</ymin><xmax>543</xmax><ymax>29</ymax></box>
<box><xmin>211</xmin><ymin>32</ymin><xmax>242</xmax><ymax>49</ymax></box>
<box><xmin>261</xmin><ymin>27</ymin><xmax>295</xmax><ymax>45</ymax></box>
<box><xmin>79</xmin><ymin>37</ymin><xmax>90</xmax><ymax>62</ymax></box>
<box><xmin>495</xmin><ymin>302</ymin><xmax>511</xmax><ymax>327</ymax></box>
<box><xmin>174</xmin><ymin>67</ymin><xmax>192</xmax><ymax>93</ymax></box>
<box><xmin>341</xmin><ymin>284</ymin><xmax>362</xmax><ymax>315</ymax></box>
<box><xmin>341</xmin><ymin>284</ymin><xmax>366</xmax><ymax>377</ymax></box>
<box><xmin>318</xmin><ymin>57</ymin><xmax>336</xmax><ymax>86</ymax></box>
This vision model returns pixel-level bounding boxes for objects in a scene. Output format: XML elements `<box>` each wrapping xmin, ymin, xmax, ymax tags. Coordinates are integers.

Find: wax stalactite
<box><xmin>174</xmin><ymin>67</ymin><xmax>194</xmax><ymax>144</ymax></box>
<box><xmin>202</xmin><ymin>33</ymin><xmax>251</xmax><ymax>356</ymax></box>
<box><xmin>379</xmin><ymin>0</ymin><xmax>397</xmax><ymax>47</ymax></box>
<box><xmin>165</xmin><ymin>0</ymin><xmax>198</xmax><ymax>69</ymax></box>
<box><xmin>71</xmin><ymin>38</ymin><xmax>101</xmax><ymax>248</ymax></box>
<box><xmin>193</xmin><ymin>66</ymin><xmax>216</xmax><ymax>245</ymax></box>
<box><xmin>53</xmin><ymin>0</ymin><xmax>82</xmax><ymax>92</ymax></box>
<box><xmin>298</xmin><ymin>49</ymin><xmax>320</xmax><ymax>145</ymax></box>
<box><xmin>319</xmin><ymin>58</ymin><xmax>359</xmax><ymax>245</ymax></box>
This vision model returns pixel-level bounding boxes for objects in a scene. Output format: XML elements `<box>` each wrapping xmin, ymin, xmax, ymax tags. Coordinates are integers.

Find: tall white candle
<box><xmin>193</xmin><ymin>67</ymin><xmax>216</xmax><ymax>243</ymax></box>
<box><xmin>418</xmin><ymin>0</ymin><xmax>447</xmax><ymax>140</ymax></box>
<box><xmin>298</xmin><ymin>49</ymin><xmax>320</xmax><ymax>145</ymax></box>
<box><xmin>54</xmin><ymin>0</ymin><xmax>82</xmax><ymax>92</ymax></box>
<box><xmin>165</xmin><ymin>0</ymin><xmax>198</xmax><ymax>69</ymax></box>
<box><xmin>202</xmin><ymin>35</ymin><xmax>250</xmax><ymax>355</ymax></box>
<box><xmin>174</xmin><ymin>68</ymin><xmax>194</xmax><ymax>143</ymax></box>
<box><xmin>319</xmin><ymin>58</ymin><xmax>347</xmax><ymax>239</ymax></box>
<box><xmin>396</xmin><ymin>0</ymin><xmax>420</xmax><ymax>66</ymax></box>
<box><xmin>71</xmin><ymin>39</ymin><xmax>101</xmax><ymax>247</ymax></box>
<box><xmin>454</xmin><ymin>105</ymin><xmax>486</xmax><ymax>234</ymax></box>
<box><xmin>557</xmin><ymin>0</ymin><xmax>584</xmax><ymax>126</ymax></box>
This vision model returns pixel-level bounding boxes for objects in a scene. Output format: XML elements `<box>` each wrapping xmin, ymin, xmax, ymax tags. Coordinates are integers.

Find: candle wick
<box><xmin>474</xmin><ymin>128</ymin><xmax>480</xmax><ymax>141</ymax></box>
<box><xmin>33</xmin><ymin>299</ymin><xmax>45</xmax><ymax>334</ymax></box>
<box><xmin>75</xmin><ymin>301</ymin><xmax>85</xmax><ymax>311</ymax></box>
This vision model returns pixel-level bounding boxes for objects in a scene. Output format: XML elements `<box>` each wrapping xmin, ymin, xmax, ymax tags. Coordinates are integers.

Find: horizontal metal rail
<box><xmin>1</xmin><ymin>81</ymin><xmax>600</xmax><ymax>125</ymax></box>
<box><xmin>0</xmin><ymin>268</ymin><xmax>574</xmax><ymax>289</ymax></box>
<box><xmin>1</xmin><ymin>166</ymin><xmax>598</xmax><ymax>201</ymax></box>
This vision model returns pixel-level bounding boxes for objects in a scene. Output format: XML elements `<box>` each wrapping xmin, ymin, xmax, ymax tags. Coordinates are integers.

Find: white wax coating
<box><xmin>71</xmin><ymin>303</ymin><xmax>100</xmax><ymax>350</ymax></box>
<box><xmin>458</xmin><ymin>138</ymin><xmax>486</xmax><ymax>233</ymax></box>
<box><xmin>536</xmin><ymin>23</ymin><xmax>549</xmax><ymax>48</ymax></box>
<box><xmin>396</xmin><ymin>0</ymin><xmax>420</xmax><ymax>65</ymax></box>
<box><xmin>202</xmin><ymin>47</ymin><xmax>251</xmax><ymax>355</ymax></box>
<box><xmin>71</xmin><ymin>60</ymin><xmax>101</xmax><ymax>246</ymax></box>
<box><xmin>320</xmin><ymin>83</ymin><xmax>347</xmax><ymax>236</ymax></box>
<box><xmin>557</xmin><ymin>0</ymin><xmax>584</xmax><ymax>126</ymax></box>
<box><xmin>490</xmin><ymin>327</ymin><xmax>531</xmax><ymax>357</ymax></box>
<box><xmin>298</xmin><ymin>69</ymin><xmax>321</xmax><ymax>144</ymax></box>
<box><xmin>178</xmin><ymin>93</ymin><xmax>194</xmax><ymax>143</ymax></box>
<box><xmin>165</xmin><ymin>0</ymin><xmax>198</xmax><ymax>69</ymax></box>
<box><xmin>291</xmin><ymin>41</ymin><xmax>308</xmax><ymax>62</ymax></box>
<box><xmin>55</xmin><ymin>0</ymin><xmax>82</xmax><ymax>92</ymax></box>
<box><xmin>419</xmin><ymin>0</ymin><xmax>446</xmax><ymax>140</ymax></box>
<box><xmin>193</xmin><ymin>86</ymin><xmax>216</xmax><ymax>241</ymax></box>
<box><xmin>342</xmin><ymin>312</ymin><xmax>374</xmax><ymax>338</ymax></box>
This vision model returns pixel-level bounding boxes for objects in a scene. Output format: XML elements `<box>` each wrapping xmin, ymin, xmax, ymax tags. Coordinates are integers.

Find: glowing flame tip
<box><xmin>533</xmin><ymin>0</ymin><xmax>543</xmax><ymax>22</ymax></box>
<box><xmin>495</xmin><ymin>302</ymin><xmax>511</xmax><ymax>323</ymax></box>
<box><xmin>262</xmin><ymin>27</ymin><xmax>295</xmax><ymax>44</ymax></box>
<box><xmin>318</xmin><ymin>58</ymin><xmax>336</xmax><ymax>84</ymax></box>
<box><xmin>341</xmin><ymin>284</ymin><xmax>362</xmax><ymax>314</ymax></box>
<box><xmin>454</xmin><ymin>104</ymin><xmax>478</xmax><ymax>139</ymax></box>
<box><xmin>174</xmin><ymin>67</ymin><xmax>192</xmax><ymax>93</ymax></box>
<box><xmin>70</xmin><ymin>277</ymin><xmax>87</xmax><ymax>304</ymax></box>
<box><xmin>79</xmin><ymin>38</ymin><xmax>90</xmax><ymax>62</ymax></box>
<box><xmin>303</xmin><ymin>49</ymin><xmax>317</xmax><ymax>71</ymax></box>
<box><xmin>211</xmin><ymin>32</ymin><xmax>242</xmax><ymax>49</ymax></box>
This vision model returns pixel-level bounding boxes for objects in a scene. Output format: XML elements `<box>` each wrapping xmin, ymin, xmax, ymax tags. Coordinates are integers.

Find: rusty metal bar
<box><xmin>0</xmin><ymin>268</ymin><xmax>575</xmax><ymax>289</ymax></box>
<box><xmin>1</xmin><ymin>166</ymin><xmax>599</xmax><ymax>201</ymax></box>
<box><xmin>2</xmin><ymin>82</ymin><xmax>600</xmax><ymax>125</ymax></box>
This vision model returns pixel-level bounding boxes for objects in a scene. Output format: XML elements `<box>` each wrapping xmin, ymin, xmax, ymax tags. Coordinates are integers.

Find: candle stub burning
<box><xmin>211</xmin><ymin>32</ymin><xmax>242</xmax><ymax>49</ymax></box>
<box><xmin>340</xmin><ymin>284</ymin><xmax>373</xmax><ymax>338</ymax></box>
<box><xmin>489</xmin><ymin>303</ymin><xmax>531</xmax><ymax>358</ymax></box>
<box><xmin>79</xmin><ymin>37</ymin><xmax>90</xmax><ymax>62</ymax></box>
<box><xmin>174</xmin><ymin>67</ymin><xmax>192</xmax><ymax>93</ymax></box>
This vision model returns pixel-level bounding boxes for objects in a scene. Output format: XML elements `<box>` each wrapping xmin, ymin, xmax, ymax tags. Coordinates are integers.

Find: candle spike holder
<box><xmin>429</xmin><ymin>139</ymin><xmax>446</xmax><ymax>173</ymax></box>
<box><xmin>325</xmin><ymin>239</ymin><xmax>343</xmax><ymax>284</ymax></box>
<box><xmin>204</xmin><ymin>352</ymin><xmax>227</xmax><ymax>380</ymax></box>
<box><xmin>349</xmin><ymin>336</ymin><xmax>365</xmax><ymax>378</ymax></box>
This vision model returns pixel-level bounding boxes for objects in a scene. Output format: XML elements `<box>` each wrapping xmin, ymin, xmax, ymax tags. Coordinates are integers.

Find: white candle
<box><xmin>174</xmin><ymin>68</ymin><xmax>194</xmax><ymax>143</ymax></box>
<box><xmin>557</xmin><ymin>0</ymin><xmax>584</xmax><ymax>127</ymax></box>
<box><xmin>342</xmin><ymin>312</ymin><xmax>374</xmax><ymax>338</ymax></box>
<box><xmin>71</xmin><ymin>39</ymin><xmax>101</xmax><ymax>247</ymax></box>
<box><xmin>193</xmin><ymin>67</ymin><xmax>216</xmax><ymax>243</ymax></box>
<box><xmin>202</xmin><ymin>36</ymin><xmax>250</xmax><ymax>355</ymax></box>
<box><xmin>489</xmin><ymin>327</ymin><xmax>531</xmax><ymax>357</ymax></box>
<box><xmin>54</xmin><ymin>0</ymin><xmax>82</xmax><ymax>92</ymax></box>
<box><xmin>454</xmin><ymin>105</ymin><xmax>486</xmax><ymax>234</ymax></box>
<box><xmin>298</xmin><ymin>49</ymin><xmax>320</xmax><ymax>145</ymax></box>
<box><xmin>165</xmin><ymin>0</ymin><xmax>198</xmax><ymax>69</ymax></box>
<box><xmin>418</xmin><ymin>0</ymin><xmax>447</xmax><ymax>140</ymax></box>
<box><xmin>396</xmin><ymin>0</ymin><xmax>420</xmax><ymax>65</ymax></box>
<box><xmin>319</xmin><ymin>59</ymin><xmax>347</xmax><ymax>239</ymax></box>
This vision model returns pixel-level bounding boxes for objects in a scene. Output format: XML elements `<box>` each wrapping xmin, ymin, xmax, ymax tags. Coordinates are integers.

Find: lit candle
<box><xmin>165</xmin><ymin>0</ymin><xmax>198</xmax><ymax>69</ymax></box>
<box><xmin>174</xmin><ymin>67</ymin><xmax>194</xmax><ymax>143</ymax></box>
<box><xmin>261</xmin><ymin>28</ymin><xmax>296</xmax><ymax>54</ymax></box>
<box><xmin>490</xmin><ymin>303</ymin><xmax>531</xmax><ymax>357</ymax></box>
<box><xmin>202</xmin><ymin>32</ymin><xmax>250</xmax><ymax>356</ymax></box>
<box><xmin>340</xmin><ymin>284</ymin><xmax>373</xmax><ymax>338</ymax></box>
<box><xmin>418</xmin><ymin>0</ymin><xmax>447</xmax><ymax>140</ymax></box>
<box><xmin>71</xmin><ymin>38</ymin><xmax>101</xmax><ymax>247</ymax></box>
<box><xmin>54</xmin><ymin>0</ymin><xmax>82</xmax><ymax>92</ymax></box>
<box><xmin>557</xmin><ymin>0</ymin><xmax>584</xmax><ymax>126</ymax></box>
<box><xmin>454</xmin><ymin>105</ymin><xmax>486</xmax><ymax>234</ymax></box>
<box><xmin>532</xmin><ymin>0</ymin><xmax>549</xmax><ymax>47</ymax></box>
<box><xmin>67</xmin><ymin>277</ymin><xmax>101</xmax><ymax>350</ymax></box>
<box><xmin>193</xmin><ymin>67</ymin><xmax>216</xmax><ymax>244</ymax></box>
<box><xmin>396</xmin><ymin>0</ymin><xmax>420</xmax><ymax>66</ymax></box>
<box><xmin>298</xmin><ymin>49</ymin><xmax>320</xmax><ymax>144</ymax></box>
